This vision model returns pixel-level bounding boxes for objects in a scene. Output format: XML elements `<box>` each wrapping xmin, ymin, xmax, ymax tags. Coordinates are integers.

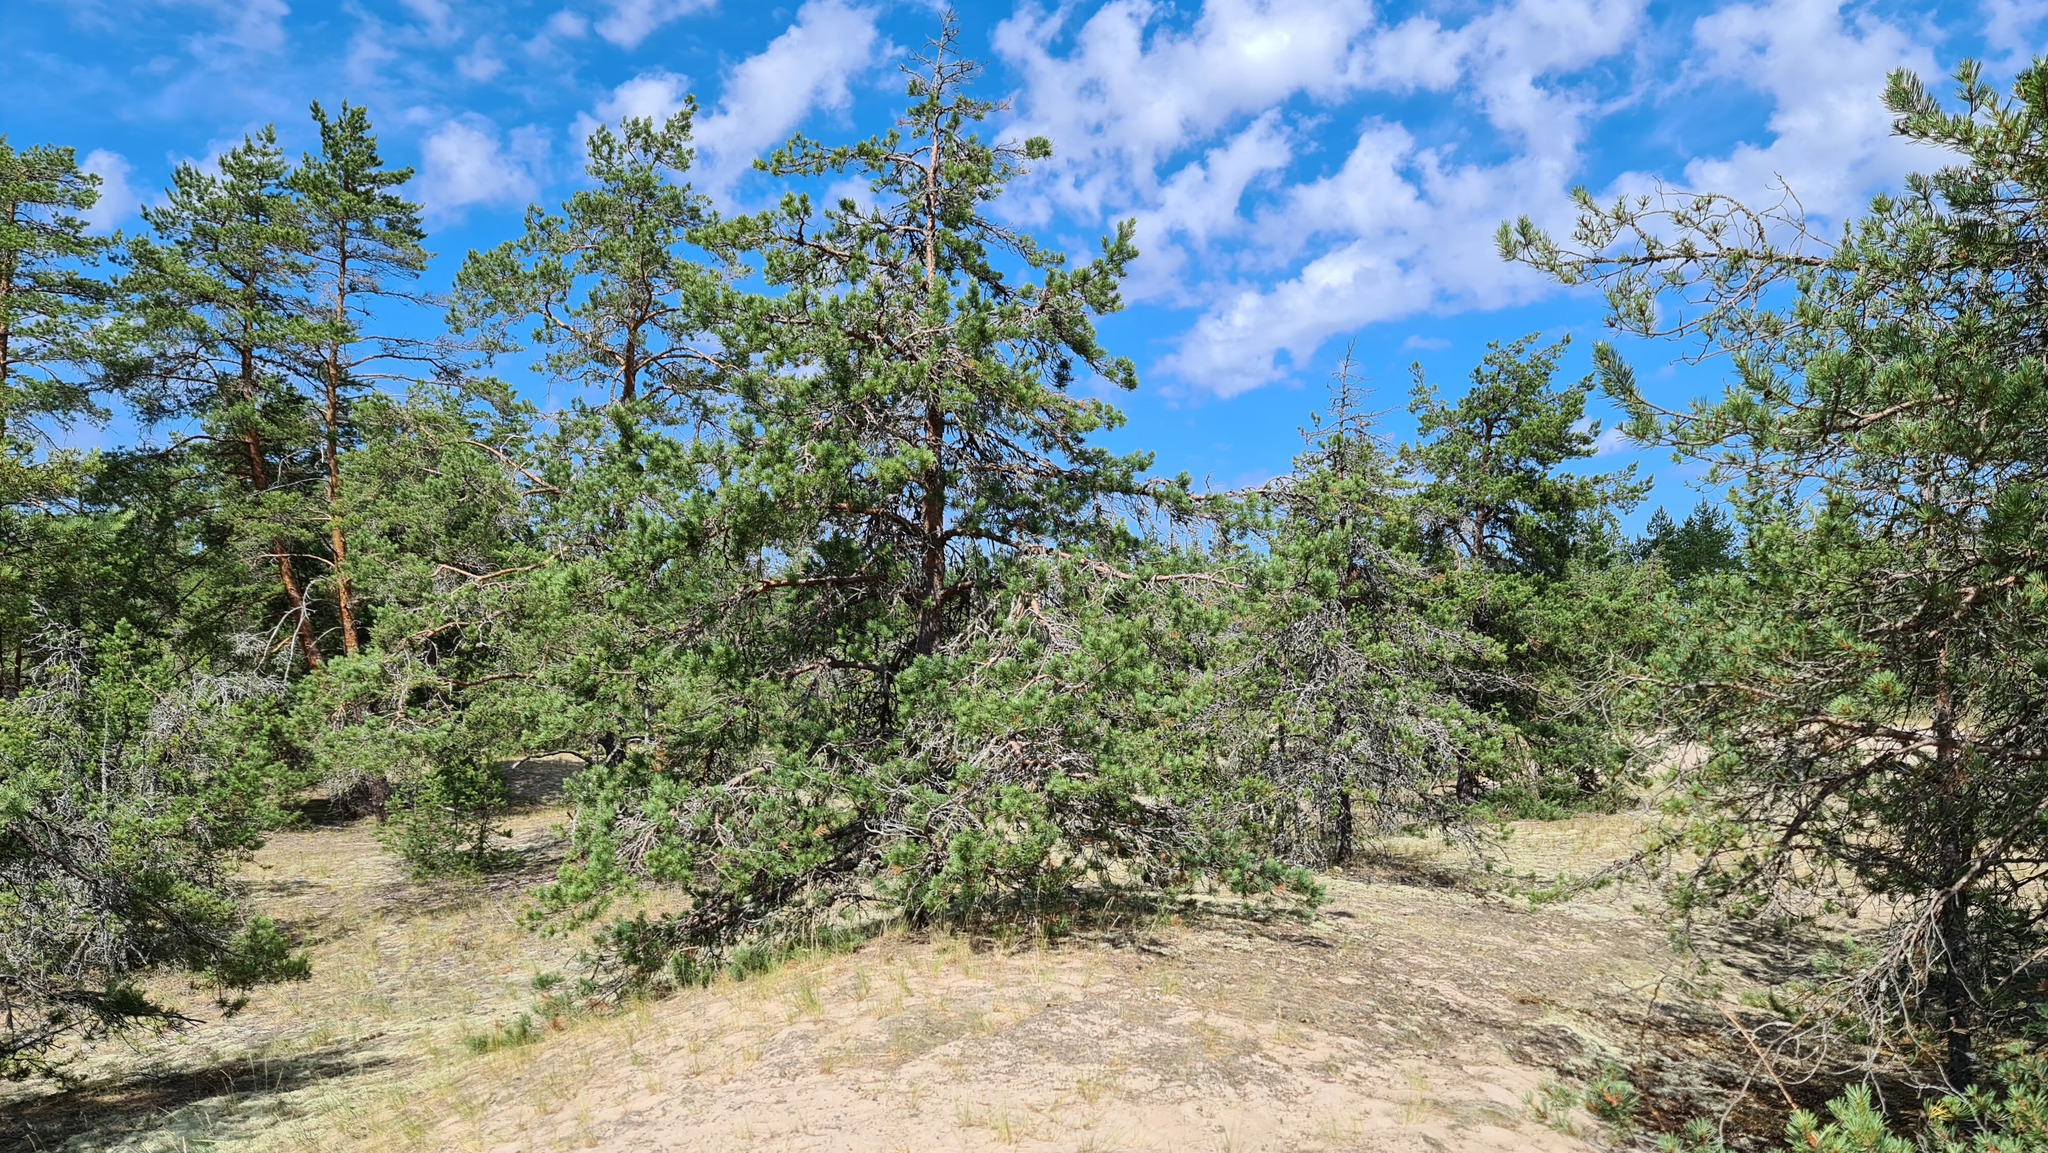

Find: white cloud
<box><xmin>418</xmin><ymin>117</ymin><xmax>547</xmax><ymax>220</ymax></box>
<box><xmin>1357</xmin><ymin>15</ymin><xmax>1467</xmax><ymax>93</ymax></box>
<box><xmin>1145</xmin><ymin>112</ymin><xmax>1294</xmax><ymax>248</ymax></box>
<box><xmin>1012</xmin><ymin>0</ymin><xmax>1642</xmax><ymax>396</ymax></box>
<box><xmin>601</xmin><ymin>70</ymin><xmax>693</xmax><ymax>122</ymax></box>
<box><xmin>1453</xmin><ymin>0</ymin><xmax>1645</xmax><ymax>160</ymax></box>
<box><xmin>1982</xmin><ymin>0</ymin><xmax>2048</xmax><ymax>74</ymax></box>
<box><xmin>399</xmin><ymin>0</ymin><xmax>458</xmax><ymax>42</ymax></box>
<box><xmin>1590</xmin><ymin>425</ymin><xmax>1634</xmax><ymax>456</ymax></box>
<box><xmin>570</xmin><ymin>70</ymin><xmax>693</xmax><ymax>154</ymax></box>
<box><xmin>1681</xmin><ymin>0</ymin><xmax>1937</xmax><ymax>219</ymax></box>
<box><xmin>347</xmin><ymin>14</ymin><xmax>398</xmax><ymax>88</ymax></box>
<box><xmin>163</xmin><ymin>0</ymin><xmax>290</xmax><ymax>57</ymax></box>
<box><xmin>693</xmin><ymin>0</ymin><xmax>883</xmax><ymax>194</ymax></box>
<box><xmin>456</xmin><ymin>38</ymin><xmax>505</xmax><ymax>82</ymax></box>
<box><xmin>996</xmin><ymin>0</ymin><xmax>1381</xmax><ymax>221</ymax></box>
<box><xmin>594</xmin><ymin>0</ymin><xmax>716</xmax><ymax>50</ymax></box>
<box><xmin>1126</xmin><ymin>112</ymin><xmax>1296</xmax><ymax>302</ymax></box>
<box><xmin>1157</xmin><ymin>119</ymin><xmax>1565</xmax><ymax>396</ymax></box>
<box><xmin>523</xmin><ymin>9</ymin><xmax>589</xmax><ymax>60</ymax></box>
<box><xmin>80</xmin><ymin>149</ymin><xmax>139</xmax><ymax>234</ymax></box>
<box><xmin>1150</xmin><ymin>0</ymin><xmax>1930</xmax><ymax>400</ymax></box>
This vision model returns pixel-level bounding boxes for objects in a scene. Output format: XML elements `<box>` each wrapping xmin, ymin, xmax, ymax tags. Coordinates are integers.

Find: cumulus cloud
<box><xmin>79</xmin><ymin>149</ymin><xmax>140</xmax><ymax>234</ymax></box>
<box><xmin>1357</xmin><ymin>15</ymin><xmax>1467</xmax><ymax>93</ymax></box>
<box><xmin>995</xmin><ymin>0</ymin><xmax>1381</xmax><ymax>221</ymax></box>
<box><xmin>692</xmin><ymin>0</ymin><xmax>883</xmax><ymax>194</ymax></box>
<box><xmin>1125</xmin><ymin>111</ymin><xmax>1296</xmax><ymax>302</ymax></box>
<box><xmin>399</xmin><ymin>0</ymin><xmax>459</xmax><ymax>42</ymax></box>
<box><xmin>347</xmin><ymin>14</ymin><xmax>399</xmax><ymax>88</ymax></box>
<box><xmin>594</xmin><ymin>0</ymin><xmax>716</xmax><ymax>50</ymax></box>
<box><xmin>545</xmin><ymin>10</ymin><xmax>589</xmax><ymax>38</ymax></box>
<box><xmin>524</xmin><ymin>9</ymin><xmax>590</xmax><ymax>59</ymax></box>
<box><xmin>1154</xmin><ymin>0</ymin><xmax>1929</xmax><ymax>398</ymax></box>
<box><xmin>1681</xmin><ymin>0</ymin><xmax>1936</xmax><ymax>220</ymax></box>
<box><xmin>600</xmin><ymin>70</ymin><xmax>693</xmax><ymax>122</ymax></box>
<box><xmin>1158</xmin><ymin>120</ymin><xmax>1569</xmax><ymax>396</ymax></box>
<box><xmin>570</xmin><ymin>70</ymin><xmax>693</xmax><ymax>154</ymax></box>
<box><xmin>1573</xmin><ymin>417</ymin><xmax>1636</xmax><ymax>458</ymax></box>
<box><xmin>1453</xmin><ymin>0</ymin><xmax>1645</xmax><ymax>159</ymax></box>
<box><xmin>1005</xmin><ymin>0</ymin><xmax>1644</xmax><ymax>396</ymax></box>
<box><xmin>418</xmin><ymin>117</ymin><xmax>548</xmax><ymax>220</ymax></box>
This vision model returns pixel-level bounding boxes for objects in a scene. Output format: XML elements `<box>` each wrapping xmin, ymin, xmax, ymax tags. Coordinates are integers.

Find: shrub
<box><xmin>377</xmin><ymin>757</ymin><xmax>511</xmax><ymax>877</ymax></box>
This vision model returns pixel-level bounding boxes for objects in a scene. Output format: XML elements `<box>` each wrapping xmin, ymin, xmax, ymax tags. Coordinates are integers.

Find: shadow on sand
<box><xmin>2</xmin><ymin>1045</ymin><xmax>398</xmax><ymax>1150</ymax></box>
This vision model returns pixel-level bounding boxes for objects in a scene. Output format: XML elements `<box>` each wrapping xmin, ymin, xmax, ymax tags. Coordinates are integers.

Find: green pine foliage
<box><xmin>450</xmin><ymin>107</ymin><xmax>725</xmax><ymax>407</ymax></box>
<box><xmin>1</xmin><ymin>139</ymin><xmax>117</xmax><ymax>694</ymax></box>
<box><xmin>8</xmin><ymin>16</ymin><xmax>2042</xmax><ymax>1142</ymax></box>
<box><xmin>1218</xmin><ymin>357</ymin><xmax>1488</xmax><ymax>863</ymax></box>
<box><xmin>1401</xmin><ymin>333</ymin><xmax>1658</xmax><ymax>809</ymax></box>
<box><xmin>117</xmin><ymin>127</ymin><xmax>332</xmax><ymax>665</ymax></box>
<box><xmin>0</xmin><ymin>625</ymin><xmax>306</xmax><ymax>1077</ymax></box>
<box><xmin>376</xmin><ymin>755</ymin><xmax>512</xmax><ymax>877</ymax></box>
<box><xmin>1657</xmin><ymin>1037</ymin><xmax>2046</xmax><ymax>1152</ymax></box>
<box><xmin>526</xmin><ymin>24</ymin><xmax>1228</xmax><ymax>977</ymax></box>
<box><xmin>1637</xmin><ymin>500</ymin><xmax>1741</xmax><ymax>585</ymax></box>
<box><xmin>1505</xmin><ymin>57</ymin><xmax>2048</xmax><ymax>1086</ymax></box>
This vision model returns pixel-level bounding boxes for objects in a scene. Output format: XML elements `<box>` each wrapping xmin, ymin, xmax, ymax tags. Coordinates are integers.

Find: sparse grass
<box><xmin>464</xmin><ymin>1011</ymin><xmax>539</xmax><ymax>1055</ymax></box>
<box><xmin>787</xmin><ymin>972</ymin><xmax>824</xmax><ymax>1020</ymax></box>
<box><xmin>1310</xmin><ymin>1111</ymin><xmax>1362</xmax><ymax>1144</ymax></box>
<box><xmin>1529</xmin><ymin>1079</ymin><xmax>1593</xmax><ymax>1137</ymax></box>
<box><xmin>3</xmin><ymin>801</ymin><xmax>1796</xmax><ymax>1153</ymax></box>
<box><xmin>1397</xmin><ymin>1067</ymin><xmax>1442</xmax><ymax>1124</ymax></box>
<box><xmin>1070</xmin><ymin>1068</ymin><xmax>1120</xmax><ymax>1106</ymax></box>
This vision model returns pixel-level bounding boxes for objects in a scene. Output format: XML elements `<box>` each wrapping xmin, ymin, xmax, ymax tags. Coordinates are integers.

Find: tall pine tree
<box><xmin>121</xmin><ymin>129</ymin><xmax>327</xmax><ymax>667</ymax></box>
<box><xmin>290</xmin><ymin>101</ymin><xmax>428</xmax><ymax>657</ymax></box>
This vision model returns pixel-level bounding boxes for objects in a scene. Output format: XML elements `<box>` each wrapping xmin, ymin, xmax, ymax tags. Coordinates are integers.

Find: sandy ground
<box><xmin>3</xmin><ymin>780</ymin><xmax>1769</xmax><ymax>1153</ymax></box>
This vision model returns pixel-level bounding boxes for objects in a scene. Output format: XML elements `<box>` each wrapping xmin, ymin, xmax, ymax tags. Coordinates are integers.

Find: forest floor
<box><xmin>2</xmin><ymin>767</ymin><xmax>1810</xmax><ymax>1153</ymax></box>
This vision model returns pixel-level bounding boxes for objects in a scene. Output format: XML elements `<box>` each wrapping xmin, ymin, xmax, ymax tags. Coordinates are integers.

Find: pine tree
<box><xmin>536</xmin><ymin>18</ymin><xmax>1185</xmax><ymax>973</ymax></box>
<box><xmin>1403</xmin><ymin>334</ymin><xmax>1643</xmax><ymax>581</ymax></box>
<box><xmin>289</xmin><ymin>101</ymin><xmax>428</xmax><ymax>657</ymax></box>
<box><xmin>450</xmin><ymin>108</ymin><xmax>724</xmax><ymax>407</ymax></box>
<box><xmin>0</xmin><ymin>139</ymin><xmax>109</xmax><ymax>450</ymax></box>
<box><xmin>120</xmin><ymin>129</ymin><xmax>328</xmax><ymax>667</ymax></box>
<box><xmin>0</xmin><ymin>624</ymin><xmax>307</xmax><ymax>1077</ymax></box>
<box><xmin>1636</xmin><ymin>500</ymin><xmax>1738</xmax><ymax>584</ymax></box>
<box><xmin>1223</xmin><ymin>353</ymin><xmax>1484</xmax><ymax>861</ymax></box>
<box><xmin>1503</xmin><ymin>57</ymin><xmax>2048</xmax><ymax>1085</ymax></box>
<box><xmin>0</xmin><ymin>140</ymin><xmax>114</xmax><ymax>697</ymax></box>
<box><xmin>1400</xmin><ymin>335</ymin><xmax>1651</xmax><ymax>802</ymax></box>
<box><xmin>694</xmin><ymin>15</ymin><xmax>1145</xmax><ymax>674</ymax></box>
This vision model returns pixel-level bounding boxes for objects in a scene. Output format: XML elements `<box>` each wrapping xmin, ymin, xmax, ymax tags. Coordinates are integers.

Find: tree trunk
<box><xmin>622</xmin><ymin>326</ymin><xmax>638</xmax><ymax>403</ymax></box>
<box><xmin>1333</xmin><ymin>787</ymin><xmax>1354</xmax><ymax>864</ymax></box>
<box><xmin>1931</xmin><ymin>630</ymin><xmax>1974</xmax><ymax>1087</ymax></box>
<box><xmin>324</xmin><ymin>238</ymin><xmax>360</xmax><ymax>657</ymax></box>
<box><xmin>2</xmin><ymin>199</ymin><xmax>17</xmax><ymax>434</ymax></box>
<box><xmin>914</xmin><ymin>399</ymin><xmax>947</xmax><ymax>659</ymax></box>
<box><xmin>324</xmin><ymin>350</ymin><xmax>359</xmax><ymax>657</ymax></box>
<box><xmin>240</xmin><ymin>346</ymin><xmax>323</xmax><ymax>668</ymax></box>
<box><xmin>1939</xmin><ymin>886</ymin><xmax>1976</xmax><ymax>1088</ymax></box>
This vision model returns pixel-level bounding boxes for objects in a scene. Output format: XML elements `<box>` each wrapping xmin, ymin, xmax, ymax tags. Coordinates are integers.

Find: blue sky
<box><xmin>6</xmin><ymin>0</ymin><xmax>2042</xmax><ymax>524</ymax></box>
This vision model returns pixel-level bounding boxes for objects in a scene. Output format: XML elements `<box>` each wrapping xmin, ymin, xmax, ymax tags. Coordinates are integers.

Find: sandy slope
<box><xmin>4</xmin><ymin>794</ymin><xmax>1759</xmax><ymax>1153</ymax></box>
